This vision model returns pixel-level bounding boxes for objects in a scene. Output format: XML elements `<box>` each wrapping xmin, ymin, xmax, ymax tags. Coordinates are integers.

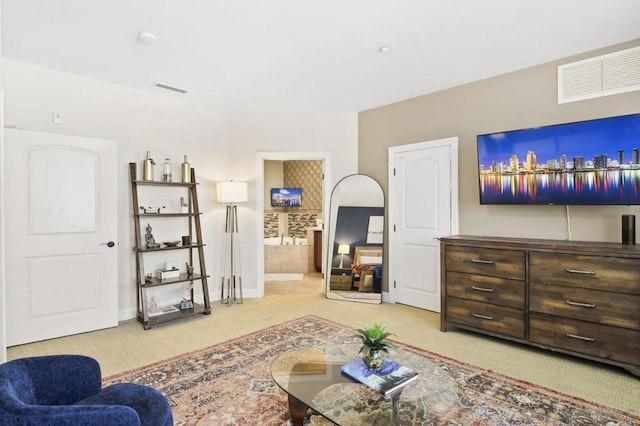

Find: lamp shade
<box><xmin>216</xmin><ymin>181</ymin><xmax>248</xmax><ymax>203</ymax></box>
<box><xmin>337</xmin><ymin>244</ymin><xmax>350</xmax><ymax>255</ymax></box>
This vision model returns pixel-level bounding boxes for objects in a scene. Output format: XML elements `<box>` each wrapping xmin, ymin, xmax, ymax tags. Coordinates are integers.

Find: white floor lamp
<box><xmin>216</xmin><ymin>181</ymin><xmax>248</xmax><ymax>305</ymax></box>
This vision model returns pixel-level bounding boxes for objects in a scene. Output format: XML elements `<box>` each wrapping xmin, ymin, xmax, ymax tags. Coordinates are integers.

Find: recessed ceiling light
<box><xmin>378</xmin><ymin>46</ymin><xmax>390</xmax><ymax>53</ymax></box>
<box><xmin>138</xmin><ymin>31</ymin><xmax>157</xmax><ymax>45</ymax></box>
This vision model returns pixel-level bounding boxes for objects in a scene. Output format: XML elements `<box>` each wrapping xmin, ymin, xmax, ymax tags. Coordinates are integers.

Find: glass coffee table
<box><xmin>271</xmin><ymin>344</ymin><xmax>473</xmax><ymax>425</ymax></box>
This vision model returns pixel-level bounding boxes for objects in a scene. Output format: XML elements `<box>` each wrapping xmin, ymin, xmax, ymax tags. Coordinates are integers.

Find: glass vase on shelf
<box><xmin>162</xmin><ymin>158</ymin><xmax>173</xmax><ymax>182</ymax></box>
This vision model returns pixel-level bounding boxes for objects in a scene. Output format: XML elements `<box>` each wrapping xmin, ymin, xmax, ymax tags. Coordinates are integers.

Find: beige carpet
<box><xmin>7</xmin><ymin>284</ymin><xmax>640</xmax><ymax>415</ymax></box>
<box><xmin>264</xmin><ymin>272</ymin><xmax>324</xmax><ymax>295</ymax></box>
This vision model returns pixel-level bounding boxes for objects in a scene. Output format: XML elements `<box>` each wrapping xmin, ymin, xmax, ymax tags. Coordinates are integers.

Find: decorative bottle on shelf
<box><xmin>181</xmin><ymin>155</ymin><xmax>191</xmax><ymax>183</ymax></box>
<box><xmin>142</xmin><ymin>151</ymin><xmax>155</xmax><ymax>181</ymax></box>
<box><xmin>162</xmin><ymin>158</ymin><xmax>173</xmax><ymax>182</ymax></box>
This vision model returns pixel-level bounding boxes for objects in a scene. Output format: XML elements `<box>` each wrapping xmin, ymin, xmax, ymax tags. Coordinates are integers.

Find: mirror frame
<box><xmin>325</xmin><ymin>174</ymin><xmax>384</xmax><ymax>304</ymax></box>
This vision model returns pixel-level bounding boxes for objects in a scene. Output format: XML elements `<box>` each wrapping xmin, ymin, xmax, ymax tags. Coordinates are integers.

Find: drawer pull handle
<box><xmin>472</xmin><ymin>313</ymin><xmax>494</xmax><ymax>320</ymax></box>
<box><xmin>565</xmin><ymin>333</ymin><xmax>596</xmax><ymax>342</ymax></box>
<box><xmin>471</xmin><ymin>286</ymin><xmax>494</xmax><ymax>292</ymax></box>
<box><xmin>471</xmin><ymin>259</ymin><xmax>494</xmax><ymax>265</ymax></box>
<box><xmin>565</xmin><ymin>268</ymin><xmax>596</xmax><ymax>275</ymax></box>
<box><xmin>566</xmin><ymin>300</ymin><xmax>596</xmax><ymax>308</ymax></box>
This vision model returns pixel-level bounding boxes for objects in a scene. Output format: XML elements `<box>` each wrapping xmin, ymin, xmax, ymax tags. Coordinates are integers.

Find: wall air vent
<box><xmin>153</xmin><ymin>82</ymin><xmax>188</xmax><ymax>94</ymax></box>
<box><xmin>558</xmin><ymin>45</ymin><xmax>640</xmax><ymax>104</ymax></box>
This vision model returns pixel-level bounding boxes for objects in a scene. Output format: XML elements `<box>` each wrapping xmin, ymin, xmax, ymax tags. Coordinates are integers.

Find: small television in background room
<box><xmin>271</xmin><ymin>187</ymin><xmax>302</xmax><ymax>207</ymax></box>
<box><xmin>476</xmin><ymin>113</ymin><xmax>640</xmax><ymax>205</ymax></box>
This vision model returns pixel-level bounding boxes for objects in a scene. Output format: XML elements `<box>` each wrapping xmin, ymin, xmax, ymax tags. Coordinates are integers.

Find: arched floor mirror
<box><xmin>326</xmin><ymin>174</ymin><xmax>384</xmax><ymax>304</ymax></box>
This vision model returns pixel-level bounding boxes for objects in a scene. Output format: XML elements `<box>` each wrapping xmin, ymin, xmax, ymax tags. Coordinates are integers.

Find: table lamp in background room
<box><xmin>338</xmin><ymin>244</ymin><xmax>350</xmax><ymax>269</ymax></box>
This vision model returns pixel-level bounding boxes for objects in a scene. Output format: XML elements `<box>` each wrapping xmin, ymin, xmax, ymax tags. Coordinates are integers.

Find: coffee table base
<box><xmin>287</xmin><ymin>390</ymin><xmax>403</xmax><ymax>426</ymax></box>
<box><xmin>288</xmin><ymin>394</ymin><xmax>308</xmax><ymax>426</ymax></box>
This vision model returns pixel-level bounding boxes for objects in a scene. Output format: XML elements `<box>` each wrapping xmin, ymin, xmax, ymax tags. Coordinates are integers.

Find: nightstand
<box><xmin>330</xmin><ymin>268</ymin><xmax>352</xmax><ymax>291</ymax></box>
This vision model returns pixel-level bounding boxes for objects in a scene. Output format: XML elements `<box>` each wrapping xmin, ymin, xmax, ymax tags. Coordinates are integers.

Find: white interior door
<box><xmin>389</xmin><ymin>138</ymin><xmax>458</xmax><ymax>311</ymax></box>
<box><xmin>4</xmin><ymin>129</ymin><xmax>118</xmax><ymax>346</ymax></box>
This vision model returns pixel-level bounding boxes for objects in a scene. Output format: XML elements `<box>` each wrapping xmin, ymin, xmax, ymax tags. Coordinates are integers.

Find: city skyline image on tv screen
<box><xmin>271</xmin><ymin>187</ymin><xmax>302</xmax><ymax>207</ymax></box>
<box><xmin>477</xmin><ymin>113</ymin><xmax>640</xmax><ymax>205</ymax></box>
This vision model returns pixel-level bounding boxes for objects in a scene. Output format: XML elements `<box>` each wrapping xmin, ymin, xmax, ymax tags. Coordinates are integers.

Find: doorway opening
<box><xmin>256</xmin><ymin>152</ymin><xmax>331</xmax><ymax>297</ymax></box>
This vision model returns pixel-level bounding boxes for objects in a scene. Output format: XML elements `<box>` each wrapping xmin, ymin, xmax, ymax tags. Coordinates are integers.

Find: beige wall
<box><xmin>264</xmin><ymin>160</ymin><xmax>284</xmax><ymax>210</ymax></box>
<box><xmin>359</xmin><ymin>39</ymin><xmax>640</xmax><ymax>243</ymax></box>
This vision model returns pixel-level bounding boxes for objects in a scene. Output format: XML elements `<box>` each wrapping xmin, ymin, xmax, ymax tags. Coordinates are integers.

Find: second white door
<box><xmin>389</xmin><ymin>138</ymin><xmax>458</xmax><ymax>311</ymax></box>
<box><xmin>4</xmin><ymin>129</ymin><xmax>118</xmax><ymax>346</ymax></box>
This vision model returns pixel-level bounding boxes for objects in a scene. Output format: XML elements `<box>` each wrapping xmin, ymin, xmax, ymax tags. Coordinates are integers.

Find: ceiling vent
<box><xmin>557</xmin><ymin>45</ymin><xmax>640</xmax><ymax>104</ymax></box>
<box><xmin>153</xmin><ymin>82</ymin><xmax>188</xmax><ymax>95</ymax></box>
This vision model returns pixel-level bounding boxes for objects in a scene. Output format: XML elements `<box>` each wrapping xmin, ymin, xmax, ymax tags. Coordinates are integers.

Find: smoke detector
<box><xmin>137</xmin><ymin>31</ymin><xmax>157</xmax><ymax>45</ymax></box>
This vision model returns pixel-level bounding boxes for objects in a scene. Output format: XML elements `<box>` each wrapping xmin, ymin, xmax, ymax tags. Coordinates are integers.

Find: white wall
<box><xmin>2</xmin><ymin>59</ymin><xmax>227</xmax><ymax>321</ymax></box>
<box><xmin>225</xmin><ymin>111</ymin><xmax>358</xmax><ymax>297</ymax></box>
<box><xmin>1</xmin><ymin>59</ymin><xmax>358</xmax><ymax>325</ymax></box>
<box><xmin>0</xmin><ymin>2</ymin><xmax>6</xmax><ymax>362</ymax></box>
<box><xmin>0</xmin><ymin>87</ymin><xmax>5</xmax><ymax>362</ymax></box>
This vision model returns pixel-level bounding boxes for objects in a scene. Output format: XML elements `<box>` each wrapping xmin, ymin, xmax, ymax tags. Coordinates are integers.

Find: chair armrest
<box><xmin>13</xmin><ymin>355</ymin><xmax>102</xmax><ymax>405</ymax></box>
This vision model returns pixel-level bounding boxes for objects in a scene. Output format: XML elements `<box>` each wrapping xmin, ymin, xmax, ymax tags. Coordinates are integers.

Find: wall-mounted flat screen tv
<box><xmin>477</xmin><ymin>113</ymin><xmax>640</xmax><ymax>205</ymax></box>
<box><xmin>271</xmin><ymin>187</ymin><xmax>302</xmax><ymax>207</ymax></box>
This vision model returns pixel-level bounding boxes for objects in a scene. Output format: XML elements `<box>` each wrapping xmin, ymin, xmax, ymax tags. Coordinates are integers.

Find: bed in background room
<box><xmin>351</xmin><ymin>246</ymin><xmax>383</xmax><ymax>292</ymax></box>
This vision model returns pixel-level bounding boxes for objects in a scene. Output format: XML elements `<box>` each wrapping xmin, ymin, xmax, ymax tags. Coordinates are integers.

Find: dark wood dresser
<box><xmin>440</xmin><ymin>235</ymin><xmax>640</xmax><ymax>375</ymax></box>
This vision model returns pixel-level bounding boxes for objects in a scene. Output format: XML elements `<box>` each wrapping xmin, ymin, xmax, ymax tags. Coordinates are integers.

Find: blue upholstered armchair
<box><xmin>0</xmin><ymin>354</ymin><xmax>173</xmax><ymax>426</ymax></box>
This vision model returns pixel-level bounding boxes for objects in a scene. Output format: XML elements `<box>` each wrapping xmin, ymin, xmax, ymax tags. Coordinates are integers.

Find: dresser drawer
<box><xmin>446</xmin><ymin>271</ymin><xmax>525</xmax><ymax>309</ymax></box>
<box><xmin>530</xmin><ymin>283</ymin><xmax>640</xmax><ymax>330</ymax></box>
<box><xmin>530</xmin><ymin>313</ymin><xmax>640</xmax><ymax>366</ymax></box>
<box><xmin>445</xmin><ymin>246</ymin><xmax>525</xmax><ymax>280</ymax></box>
<box><xmin>446</xmin><ymin>297</ymin><xmax>525</xmax><ymax>338</ymax></box>
<box><xmin>529</xmin><ymin>252</ymin><xmax>640</xmax><ymax>294</ymax></box>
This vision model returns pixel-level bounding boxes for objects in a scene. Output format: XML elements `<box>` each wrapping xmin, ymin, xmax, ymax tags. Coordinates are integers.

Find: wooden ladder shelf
<box><xmin>129</xmin><ymin>162</ymin><xmax>211</xmax><ymax>329</ymax></box>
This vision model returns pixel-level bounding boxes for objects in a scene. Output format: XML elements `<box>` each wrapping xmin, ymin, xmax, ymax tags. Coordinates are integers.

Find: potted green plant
<box><xmin>185</xmin><ymin>262</ymin><xmax>194</xmax><ymax>276</ymax></box>
<box><xmin>354</xmin><ymin>323</ymin><xmax>396</xmax><ymax>369</ymax></box>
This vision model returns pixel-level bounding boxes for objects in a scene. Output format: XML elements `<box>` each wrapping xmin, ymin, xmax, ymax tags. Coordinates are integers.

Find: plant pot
<box><xmin>363</xmin><ymin>350</ymin><xmax>384</xmax><ymax>369</ymax></box>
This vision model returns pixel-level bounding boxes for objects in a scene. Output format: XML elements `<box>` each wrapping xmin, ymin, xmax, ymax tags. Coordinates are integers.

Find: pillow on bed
<box><xmin>359</xmin><ymin>256</ymin><xmax>382</xmax><ymax>264</ymax></box>
<box><xmin>357</xmin><ymin>249</ymin><xmax>382</xmax><ymax>257</ymax></box>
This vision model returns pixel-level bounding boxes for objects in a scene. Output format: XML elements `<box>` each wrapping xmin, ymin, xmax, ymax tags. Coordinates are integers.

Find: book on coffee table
<box><xmin>341</xmin><ymin>357</ymin><xmax>418</xmax><ymax>397</ymax></box>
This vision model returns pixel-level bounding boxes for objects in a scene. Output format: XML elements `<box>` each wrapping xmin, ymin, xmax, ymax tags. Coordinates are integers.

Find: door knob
<box><xmin>100</xmin><ymin>241</ymin><xmax>116</xmax><ymax>247</ymax></box>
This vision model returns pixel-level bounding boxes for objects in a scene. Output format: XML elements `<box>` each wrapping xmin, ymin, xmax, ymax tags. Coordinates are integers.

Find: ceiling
<box><xmin>3</xmin><ymin>0</ymin><xmax>640</xmax><ymax>113</ymax></box>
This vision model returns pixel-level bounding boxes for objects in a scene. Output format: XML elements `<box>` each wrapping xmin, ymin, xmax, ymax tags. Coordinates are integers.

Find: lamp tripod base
<box><xmin>221</xmin><ymin>275</ymin><xmax>243</xmax><ymax>305</ymax></box>
<box><xmin>220</xmin><ymin>203</ymin><xmax>243</xmax><ymax>306</ymax></box>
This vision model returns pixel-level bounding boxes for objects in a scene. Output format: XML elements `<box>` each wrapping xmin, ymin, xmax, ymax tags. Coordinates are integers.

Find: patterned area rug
<box><xmin>104</xmin><ymin>315</ymin><xmax>638</xmax><ymax>425</ymax></box>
